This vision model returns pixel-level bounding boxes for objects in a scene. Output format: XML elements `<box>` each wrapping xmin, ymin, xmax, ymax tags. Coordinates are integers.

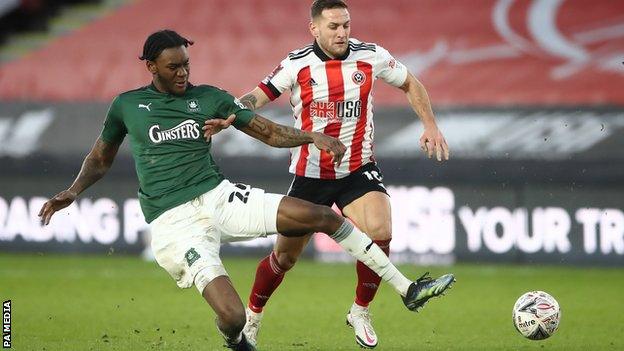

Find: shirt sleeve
<box><xmin>100</xmin><ymin>96</ymin><xmax>127</xmax><ymax>144</ymax></box>
<box><xmin>214</xmin><ymin>90</ymin><xmax>255</xmax><ymax>129</ymax></box>
<box><xmin>375</xmin><ymin>45</ymin><xmax>408</xmax><ymax>87</ymax></box>
<box><xmin>257</xmin><ymin>56</ymin><xmax>294</xmax><ymax>101</ymax></box>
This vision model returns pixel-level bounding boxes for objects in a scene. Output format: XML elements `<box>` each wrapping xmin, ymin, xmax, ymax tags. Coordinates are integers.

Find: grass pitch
<box><xmin>1</xmin><ymin>253</ymin><xmax>623</xmax><ymax>350</ymax></box>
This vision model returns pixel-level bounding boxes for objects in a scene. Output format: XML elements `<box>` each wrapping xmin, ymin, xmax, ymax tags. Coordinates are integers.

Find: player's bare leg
<box><xmin>202</xmin><ymin>276</ymin><xmax>255</xmax><ymax>350</ymax></box>
<box><xmin>342</xmin><ymin>191</ymin><xmax>392</xmax><ymax>349</ymax></box>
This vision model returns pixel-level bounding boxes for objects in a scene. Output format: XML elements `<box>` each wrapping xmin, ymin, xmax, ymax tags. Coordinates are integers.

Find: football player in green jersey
<box><xmin>38</xmin><ymin>30</ymin><xmax>454</xmax><ymax>351</ymax></box>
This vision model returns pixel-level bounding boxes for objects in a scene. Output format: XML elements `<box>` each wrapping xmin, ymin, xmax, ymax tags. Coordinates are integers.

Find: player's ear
<box><xmin>146</xmin><ymin>60</ymin><xmax>157</xmax><ymax>75</ymax></box>
<box><xmin>309</xmin><ymin>21</ymin><xmax>319</xmax><ymax>38</ymax></box>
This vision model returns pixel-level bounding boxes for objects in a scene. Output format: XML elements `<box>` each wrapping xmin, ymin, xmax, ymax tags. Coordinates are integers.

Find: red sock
<box><xmin>248</xmin><ymin>252</ymin><xmax>287</xmax><ymax>312</ymax></box>
<box><xmin>354</xmin><ymin>239</ymin><xmax>391</xmax><ymax>307</ymax></box>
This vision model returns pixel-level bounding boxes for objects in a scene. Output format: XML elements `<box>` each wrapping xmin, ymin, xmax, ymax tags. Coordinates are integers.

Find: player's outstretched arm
<box><xmin>240</xmin><ymin>114</ymin><xmax>346</xmax><ymax>165</ymax></box>
<box><xmin>38</xmin><ymin>137</ymin><xmax>121</xmax><ymax>225</ymax></box>
<box><xmin>400</xmin><ymin>72</ymin><xmax>450</xmax><ymax>161</ymax></box>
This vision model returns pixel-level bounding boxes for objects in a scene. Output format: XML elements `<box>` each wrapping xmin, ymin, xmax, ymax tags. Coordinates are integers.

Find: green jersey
<box><xmin>100</xmin><ymin>83</ymin><xmax>254</xmax><ymax>223</ymax></box>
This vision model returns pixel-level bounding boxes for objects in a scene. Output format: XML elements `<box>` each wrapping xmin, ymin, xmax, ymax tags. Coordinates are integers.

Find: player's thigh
<box><xmin>150</xmin><ymin>201</ymin><xmax>227</xmax><ymax>293</ymax></box>
<box><xmin>275</xmin><ymin>196</ymin><xmax>342</xmax><ymax>236</ymax></box>
<box><xmin>342</xmin><ymin>191</ymin><xmax>392</xmax><ymax>240</ymax></box>
<box><xmin>213</xmin><ymin>181</ymin><xmax>284</xmax><ymax>242</ymax></box>
<box><xmin>338</xmin><ymin>163</ymin><xmax>392</xmax><ymax>240</ymax></box>
<box><xmin>278</xmin><ymin>175</ymin><xmax>341</xmax><ymax>236</ymax></box>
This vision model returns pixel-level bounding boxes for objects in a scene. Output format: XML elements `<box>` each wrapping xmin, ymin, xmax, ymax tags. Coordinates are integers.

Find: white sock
<box><xmin>351</xmin><ymin>302</ymin><xmax>368</xmax><ymax>312</ymax></box>
<box><xmin>330</xmin><ymin>220</ymin><xmax>412</xmax><ymax>296</ymax></box>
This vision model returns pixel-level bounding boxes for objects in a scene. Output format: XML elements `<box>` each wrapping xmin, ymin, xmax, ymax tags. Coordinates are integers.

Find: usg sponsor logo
<box><xmin>148</xmin><ymin>119</ymin><xmax>200</xmax><ymax>144</ymax></box>
<box><xmin>310</xmin><ymin>100</ymin><xmax>362</xmax><ymax>123</ymax></box>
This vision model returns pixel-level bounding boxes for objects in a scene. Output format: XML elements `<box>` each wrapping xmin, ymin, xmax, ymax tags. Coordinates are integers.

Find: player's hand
<box><xmin>312</xmin><ymin>132</ymin><xmax>346</xmax><ymax>166</ymax></box>
<box><xmin>202</xmin><ymin>114</ymin><xmax>236</xmax><ymax>141</ymax></box>
<box><xmin>38</xmin><ymin>190</ymin><xmax>77</xmax><ymax>225</ymax></box>
<box><xmin>420</xmin><ymin>125</ymin><xmax>450</xmax><ymax>162</ymax></box>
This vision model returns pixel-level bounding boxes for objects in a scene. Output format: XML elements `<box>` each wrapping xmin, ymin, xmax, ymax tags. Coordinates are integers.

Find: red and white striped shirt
<box><xmin>258</xmin><ymin>38</ymin><xmax>408</xmax><ymax>179</ymax></box>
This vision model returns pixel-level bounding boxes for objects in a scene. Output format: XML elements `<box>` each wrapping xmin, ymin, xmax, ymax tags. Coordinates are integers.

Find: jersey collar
<box><xmin>313</xmin><ymin>40</ymin><xmax>350</xmax><ymax>62</ymax></box>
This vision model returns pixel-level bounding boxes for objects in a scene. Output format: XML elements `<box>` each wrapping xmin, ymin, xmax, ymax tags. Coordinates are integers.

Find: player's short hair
<box><xmin>139</xmin><ymin>29</ymin><xmax>194</xmax><ymax>61</ymax></box>
<box><xmin>311</xmin><ymin>0</ymin><xmax>348</xmax><ymax>19</ymax></box>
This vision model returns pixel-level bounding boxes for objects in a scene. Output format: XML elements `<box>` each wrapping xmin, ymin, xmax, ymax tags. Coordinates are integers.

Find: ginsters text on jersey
<box><xmin>149</xmin><ymin>119</ymin><xmax>201</xmax><ymax>143</ymax></box>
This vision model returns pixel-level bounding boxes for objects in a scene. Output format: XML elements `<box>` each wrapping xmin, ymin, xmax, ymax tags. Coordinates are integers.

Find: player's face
<box><xmin>311</xmin><ymin>8</ymin><xmax>350</xmax><ymax>58</ymax></box>
<box><xmin>148</xmin><ymin>46</ymin><xmax>190</xmax><ymax>96</ymax></box>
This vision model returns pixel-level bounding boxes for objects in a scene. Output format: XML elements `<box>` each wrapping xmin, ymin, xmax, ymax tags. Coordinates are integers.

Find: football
<box><xmin>512</xmin><ymin>291</ymin><xmax>561</xmax><ymax>340</ymax></box>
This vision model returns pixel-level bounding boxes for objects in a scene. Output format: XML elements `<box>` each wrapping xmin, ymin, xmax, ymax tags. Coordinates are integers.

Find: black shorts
<box><xmin>286</xmin><ymin>162</ymin><xmax>388</xmax><ymax>210</ymax></box>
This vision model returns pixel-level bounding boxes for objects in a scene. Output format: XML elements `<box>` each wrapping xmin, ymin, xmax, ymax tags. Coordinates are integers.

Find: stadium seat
<box><xmin>0</xmin><ymin>0</ymin><xmax>622</xmax><ymax>105</ymax></box>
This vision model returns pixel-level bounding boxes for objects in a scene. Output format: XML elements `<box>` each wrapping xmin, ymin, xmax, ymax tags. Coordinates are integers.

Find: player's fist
<box><xmin>312</xmin><ymin>132</ymin><xmax>346</xmax><ymax>166</ymax></box>
<box><xmin>38</xmin><ymin>190</ymin><xmax>77</xmax><ymax>225</ymax></box>
<box><xmin>203</xmin><ymin>114</ymin><xmax>235</xmax><ymax>141</ymax></box>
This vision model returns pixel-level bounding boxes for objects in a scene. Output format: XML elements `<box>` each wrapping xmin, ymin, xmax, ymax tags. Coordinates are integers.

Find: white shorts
<box><xmin>150</xmin><ymin>180</ymin><xmax>284</xmax><ymax>293</ymax></box>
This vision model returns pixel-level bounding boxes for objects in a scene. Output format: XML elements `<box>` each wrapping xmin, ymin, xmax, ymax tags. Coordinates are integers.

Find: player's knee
<box><xmin>367</xmin><ymin>222</ymin><xmax>392</xmax><ymax>241</ymax></box>
<box><xmin>275</xmin><ymin>250</ymin><xmax>300</xmax><ymax>271</ymax></box>
<box><xmin>314</xmin><ymin>205</ymin><xmax>341</xmax><ymax>231</ymax></box>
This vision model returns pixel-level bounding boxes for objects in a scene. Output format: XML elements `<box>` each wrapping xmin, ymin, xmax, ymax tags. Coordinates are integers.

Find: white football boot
<box><xmin>243</xmin><ymin>307</ymin><xmax>263</xmax><ymax>347</ymax></box>
<box><xmin>346</xmin><ymin>303</ymin><xmax>378</xmax><ymax>349</ymax></box>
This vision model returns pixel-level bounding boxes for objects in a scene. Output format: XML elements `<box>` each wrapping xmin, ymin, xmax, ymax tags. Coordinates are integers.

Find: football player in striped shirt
<box><xmin>203</xmin><ymin>1</ymin><xmax>453</xmax><ymax>348</ymax></box>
